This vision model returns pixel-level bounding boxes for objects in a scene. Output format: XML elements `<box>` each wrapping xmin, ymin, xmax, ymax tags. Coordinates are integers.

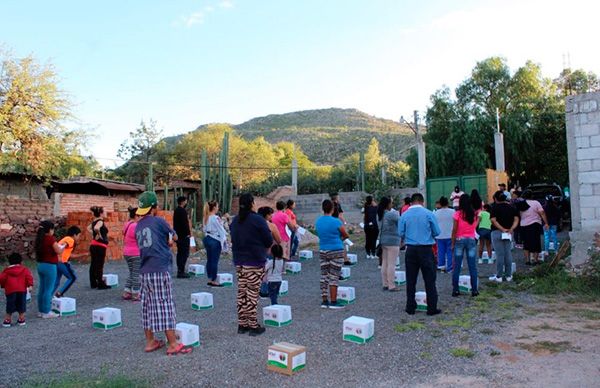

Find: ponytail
<box><xmin>90</xmin><ymin>206</ymin><xmax>104</xmax><ymax>218</ymax></box>
<box><xmin>35</xmin><ymin>220</ymin><xmax>54</xmax><ymax>260</ymax></box>
<box><xmin>203</xmin><ymin>200</ymin><xmax>218</xmax><ymax>225</ymax></box>
<box><xmin>238</xmin><ymin>193</ymin><xmax>254</xmax><ymax>223</ymax></box>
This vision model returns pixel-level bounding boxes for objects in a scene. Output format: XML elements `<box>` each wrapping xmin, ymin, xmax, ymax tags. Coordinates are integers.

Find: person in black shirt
<box><xmin>173</xmin><ymin>196</ymin><xmax>191</xmax><ymax>278</ymax></box>
<box><xmin>489</xmin><ymin>191</ymin><xmax>519</xmax><ymax>282</ymax></box>
<box><xmin>362</xmin><ymin>196</ymin><xmax>378</xmax><ymax>259</ymax></box>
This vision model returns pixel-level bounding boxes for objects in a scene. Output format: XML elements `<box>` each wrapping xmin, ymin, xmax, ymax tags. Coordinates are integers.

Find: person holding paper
<box><xmin>376</xmin><ymin>197</ymin><xmax>401</xmax><ymax>292</ymax></box>
<box><xmin>203</xmin><ymin>200</ymin><xmax>228</xmax><ymax>287</ymax></box>
<box><xmin>489</xmin><ymin>191</ymin><xmax>519</xmax><ymax>282</ymax></box>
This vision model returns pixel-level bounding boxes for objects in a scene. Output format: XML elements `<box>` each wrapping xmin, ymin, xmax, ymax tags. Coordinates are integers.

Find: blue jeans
<box><xmin>436</xmin><ymin>239</ymin><xmax>452</xmax><ymax>271</ymax></box>
<box><xmin>54</xmin><ymin>262</ymin><xmax>77</xmax><ymax>296</ymax></box>
<box><xmin>203</xmin><ymin>236</ymin><xmax>222</xmax><ymax>281</ymax></box>
<box><xmin>268</xmin><ymin>281</ymin><xmax>281</xmax><ymax>305</ymax></box>
<box><xmin>452</xmin><ymin>238</ymin><xmax>478</xmax><ymax>293</ymax></box>
<box><xmin>37</xmin><ymin>263</ymin><xmax>57</xmax><ymax>314</ymax></box>
<box><xmin>544</xmin><ymin>225</ymin><xmax>558</xmax><ymax>251</ymax></box>
<box><xmin>290</xmin><ymin>232</ymin><xmax>299</xmax><ymax>258</ymax></box>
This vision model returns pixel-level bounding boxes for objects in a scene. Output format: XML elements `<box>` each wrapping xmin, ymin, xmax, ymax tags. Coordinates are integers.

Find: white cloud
<box><xmin>175</xmin><ymin>1</ymin><xmax>232</xmax><ymax>28</ymax></box>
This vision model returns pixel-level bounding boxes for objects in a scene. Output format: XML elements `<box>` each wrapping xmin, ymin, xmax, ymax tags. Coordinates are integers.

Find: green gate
<box><xmin>426</xmin><ymin>174</ymin><xmax>487</xmax><ymax>210</ymax></box>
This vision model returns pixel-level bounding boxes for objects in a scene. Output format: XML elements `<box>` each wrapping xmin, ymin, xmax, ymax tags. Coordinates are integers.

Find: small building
<box><xmin>0</xmin><ymin>172</ymin><xmax>48</xmax><ymax>200</ymax></box>
<box><xmin>50</xmin><ymin>177</ymin><xmax>145</xmax><ymax>216</ymax></box>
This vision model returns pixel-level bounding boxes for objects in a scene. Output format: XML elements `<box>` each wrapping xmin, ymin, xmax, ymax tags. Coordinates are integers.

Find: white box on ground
<box><xmin>279</xmin><ymin>280</ymin><xmax>288</xmax><ymax>296</ymax></box>
<box><xmin>340</xmin><ymin>267</ymin><xmax>351</xmax><ymax>280</ymax></box>
<box><xmin>343</xmin><ymin>316</ymin><xmax>375</xmax><ymax>344</ymax></box>
<box><xmin>459</xmin><ymin>275</ymin><xmax>471</xmax><ymax>293</ymax></box>
<box><xmin>51</xmin><ymin>297</ymin><xmax>76</xmax><ymax>316</ymax></box>
<box><xmin>175</xmin><ymin>322</ymin><xmax>200</xmax><ymax>347</ymax></box>
<box><xmin>191</xmin><ymin>292</ymin><xmax>213</xmax><ymax>310</ymax></box>
<box><xmin>285</xmin><ymin>262</ymin><xmax>301</xmax><ymax>275</ymax></box>
<box><xmin>267</xmin><ymin>342</ymin><xmax>306</xmax><ymax>376</ymax></box>
<box><xmin>347</xmin><ymin>254</ymin><xmax>358</xmax><ymax>265</ymax></box>
<box><xmin>394</xmin><ymin>271</ymin><xmax>406</xmax><ymax>286</ymax></box>
<box><xmin>216</xmin><ymin>273</ymin><xmax>233</xmax><ymax>287</ymax></box>
<box><xmin>337</xmin><ymin>286</ymin><xmax>355</xmax><ymax>305</ymax></box>
<box><xmin>415</xmin><ymin>291</ymin><xmax>427</xmax><ymax>312</ymax></box>
<box><xmin>92</xmin><ymin>307</ymin><xmax>122</xmax><ymax>330</ymax></box>
<box><xmin>263</xmin><ymin>304</ymin><xmax>292</xmax><ymax>327</ymax></box>
<box><xmin>298</xmin><ymin>250</ymin><xmax>313</xmax><ymax>260</ymax></box>
<box><xmin>102</xmin><ymin>274</ymin><xmax>119</xmax><ymax>288</ymax></box>
<box><xmin>188</xmin><ymin>264</ymin><xmax>205</xmax><ymax>277</ymax></box>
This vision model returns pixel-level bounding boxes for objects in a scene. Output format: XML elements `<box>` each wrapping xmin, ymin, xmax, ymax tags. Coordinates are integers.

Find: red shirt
<box><xmin>285</xmin><ymin>209</ymin><xmax>297</xmax><ymax>225</ymax></box>
<box><xmin>0</xmin><ymin>265</ymin><xmax>34</xmax><ymax>295</ymax></box>
<box><xmin>38</xmin><ymin>235</ymin><xmax>59</xmax><ymax>264</ymax></box>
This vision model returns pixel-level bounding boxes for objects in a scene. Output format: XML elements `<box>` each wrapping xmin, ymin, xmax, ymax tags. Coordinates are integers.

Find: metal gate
<box><xmin>426</xmin><ymin>174</ymin><xmax>487</xmax><ymax>209</ymax></box>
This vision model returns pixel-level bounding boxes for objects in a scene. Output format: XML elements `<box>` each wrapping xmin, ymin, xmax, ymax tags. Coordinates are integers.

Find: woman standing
<box><xmin>230</xmin><ymin>193</ymin><xmax>273</xmax><ymax>336</ymax></box>
<box><xmin>35</xmin><ymin>220</ymin><xmax>63</xmax><ymax>318</ymax></box>
<box><xmin>272</xmin><ymin>201</ymin><xmax>295</xmax><ymax>260</ymax></box>
<box><xmin>470</xmin><ymin>189</ymin><xmax>484</xmax><ymax>212</ymax></box>
<box><xmin>203</xmin><ymin>201</ymin><xmax>228</xmax><ymax>287</ymax></box>
<box><xmin>363</xmin><ymin>196</ymin><xmax>379</xmax><ymax>259</ymax></box>
<box><xmin>451</xmin><ymin>194</ymin><xmax>479</xmax><ymax>297</ymax></box>
<box><xmin>518</xmin><ymin>190</ymin><xmax>549</xmax><ymax>265</ymax></box>
<box><xmin>489</xmin><ymin>191</ymin><xmax>519</xmax><ymax>282</ymax></box>
<box><xmin>122</xmin><ymin>207</ymin><xmax>141</xmax><ymax>301</ymax></box>
<box><xmin>377</xmin><ymin>197</ymin><xmax>401</xmax><ymax>292</ymax></box>
<box><xmin>450</xmin><ymin>186</ymin><xmax>464</xmax><ymax>210</ymax></box>
<box><xmin>285</xmin><ymin>200</ymin><xmax>299</xmax><ymax>259</ymax></box>
<box><xmin>315</xmin><ymin>199</ymin><xmax>349</xmax><ymax>309</ymax></box>
<box><xmin>258</xmin><ymin>207</ymin><xmax>282</xmax><ymax>245</ymax></box>
<box><xmin>89</xmin><ymin>206</ymin><xmax>110</xmax><ymax>289</ymax></box>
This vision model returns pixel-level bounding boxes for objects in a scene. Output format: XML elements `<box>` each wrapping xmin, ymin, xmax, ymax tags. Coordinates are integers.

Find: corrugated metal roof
<box><xmin>53</xmin><ymin>178</ymin><xmax>145</xmax><ymax>192</ymax></box>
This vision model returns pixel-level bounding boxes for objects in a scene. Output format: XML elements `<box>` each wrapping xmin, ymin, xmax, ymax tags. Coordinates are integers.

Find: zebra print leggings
<box><xmin>320</xmin><ymin>250</ymin><xmax>344</xmax><ymax>297</ymax></box>
<box><xmin>236</xmin><ymin>265</ymin><xmax>265</xmax><ymax>328</ymax></box>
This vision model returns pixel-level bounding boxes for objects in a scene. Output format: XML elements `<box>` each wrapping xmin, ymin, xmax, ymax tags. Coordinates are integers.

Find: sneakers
<box><xmin>41</xmin><ymin>312</ymin><xmax>59</xmax><ymax>319</ymax></box>
<box><xmin>248</xmin><ymin>325</ymin><xmax>266</xmax><ymax>336</ymax></box>
<box><xmin>489</xmin><ymin>275</ymin><xmax>503</xmax><ymax>282</ymax></box>
<box><xmin>320</xmin><ymin>301</ymin><xmax>329</xmax><ymax>309</ymax></box>
<box><xmin>328</xmin><ymin>301</ymin><xmax>345</xmax><ymax>309</ymax></box>
<box><xmin>177</xmin><ymin>273</ymin><xmax>191</xmax><ymax>279</ymax></box>
<box><xmin>506</xmin><ymin>276</ymin><xmax>513</xmax><ymax>282</ymax></box>
<box><xmin>237</xmin><ymin>325</ymin><xmax>249</xmax><ymax>334</ymax></box>
<box><xmin>427</xmin><ymin>309</ymin><xmax>442</xmax><ymax>316</ymax></box>
<box><xmin>437</xmin><ymin>266</ymin><xmax>445</xmax><ymax>271</ymax></box>
<box><xmin>471</xmin><ymin>291</ymin><xmax>479</xmax><ymax>297</ymax></box>
<box><xmin>2</xmin><ymin>319</ymin><xmax>10</xmax><ymax>328</ymax></box>
<box><xmin>452</xmin><ymin>291</ymin><xmax>461</xmax><ymax>297</ymax></box>
<box><xmin>17</xmin><ymin>318</ymin><xmax>26</xmax><ymax>326</ymax></box>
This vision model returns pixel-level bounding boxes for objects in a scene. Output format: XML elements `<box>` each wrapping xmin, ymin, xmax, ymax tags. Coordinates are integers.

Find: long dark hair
<box><xmin>90</xmin><ymin>206</ymin><xmax>104</xmax><ymax>218</ymax></box>
<box><xmin>470</xmin><ymin>189</ymin><xmax>483</xmax><ymax>211</ymax></box>
<box><xmin>238</xmin><ymin>193</ymin><xmax>254</xmax><ymax>223</ymax></box>
<box><xmin>377</xmin><ymin>197</ymin><xmax>391</xmax><ymax>221</ymax></box>
<box><xmin>35</xmin><ymin>220</ymin><xmax>55</xmax><ymax>260</ymax></box>
<box><xmin>364</xmin><ymin>195</ymin><xmax>374</xmax><ymax>208</ymax></box>
<box><xmin>458</xmin><ymin>194</ymin><xmax>475</xmax><ymax>224</ymax></box>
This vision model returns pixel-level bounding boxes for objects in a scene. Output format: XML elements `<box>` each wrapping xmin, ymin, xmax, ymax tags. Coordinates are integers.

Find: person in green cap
<box><xmin>135</xmin><ymin>191</ymin><xmax>192</xmax><ymax>355</ymax></box>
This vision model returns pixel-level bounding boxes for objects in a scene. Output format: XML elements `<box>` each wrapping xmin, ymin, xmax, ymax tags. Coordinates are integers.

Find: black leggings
<box><xmin>89</xmin><ymin>245</ymin><xmax>107</xmax><ymax>288</ymax></box>
<box><xmin>364</xmin><ymin>226</ymin><xmax>379</xmax><ymax>256</ymax></box>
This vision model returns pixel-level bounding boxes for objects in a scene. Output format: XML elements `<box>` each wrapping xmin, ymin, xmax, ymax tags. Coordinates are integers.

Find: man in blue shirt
<box><xmin>398</xmin><ymin>193</ymin><xmax>442</xmax><ymax>316</ymax></box>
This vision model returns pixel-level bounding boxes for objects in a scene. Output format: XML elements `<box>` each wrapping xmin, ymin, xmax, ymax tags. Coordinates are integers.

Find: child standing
<box><xmin>264</xmin><ymin>244</ymin><xmax>284</xmax><ymax>305</ymax></box>
<box><xmin>54</xmin><ymin>226</ymin><xmax>81</xmax><ymax>297</ymax></box>
<box><xmin>477</xmin><ymin>204</ymin><xmax>493</xmax><ymax>260</ymax></box>
<box><xmin>1</xmin><ymin>253</ymin><xmax>34</xmax><ymax>327</ymax></box>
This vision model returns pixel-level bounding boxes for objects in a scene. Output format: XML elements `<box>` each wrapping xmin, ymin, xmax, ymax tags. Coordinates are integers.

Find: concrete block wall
<box><xmin>566</xmin><ymin>92</ymin><xmax>600</xmax><ymax>265</ymax></box>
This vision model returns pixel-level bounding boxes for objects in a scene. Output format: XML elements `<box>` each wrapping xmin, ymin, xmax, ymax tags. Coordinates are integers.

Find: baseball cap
<box><xmin>136</xmin><ymin>191</ymin><xmax>158</xmax><ymax>216</ymax></box>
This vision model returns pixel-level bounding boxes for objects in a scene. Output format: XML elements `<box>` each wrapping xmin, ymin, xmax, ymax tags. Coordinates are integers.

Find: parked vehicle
<box><xmin>524</xmin><ymin>183</ymin><xmax>571</xmax><ymax>231</ymax></box>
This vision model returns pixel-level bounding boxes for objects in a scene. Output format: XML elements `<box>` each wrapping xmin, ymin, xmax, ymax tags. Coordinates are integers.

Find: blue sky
<box><xmin>2</xmin><ymin>0</ymin><xmax>599</xmax><ymax>167</ymax></box>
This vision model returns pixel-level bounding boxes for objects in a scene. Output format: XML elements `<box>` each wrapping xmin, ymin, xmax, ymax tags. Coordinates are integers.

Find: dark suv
<box><xmin>524</xmin><ymin>183</ymin><xmax>571</xmax><ymax>231</ymax></box>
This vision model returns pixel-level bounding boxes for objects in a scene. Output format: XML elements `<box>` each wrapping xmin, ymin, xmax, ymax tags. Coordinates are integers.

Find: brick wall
<box><xmin>66</xmin><ymin>210</ymin><xmax>174</xmax><ymax>262</ymax></box>
<box><xmin>0</xmin><ymin>196</ymin><xmax>58</xmax><ymax>259</ymax></box>
<box><xmin>52</xmin><ymin>193</ymin><xmax>138</xmax><ymax>216</ymax></box>
<box><xmin>565</xmin><ymin>92</ymin><xmax>600</xmax><ymax>266</ymax></box>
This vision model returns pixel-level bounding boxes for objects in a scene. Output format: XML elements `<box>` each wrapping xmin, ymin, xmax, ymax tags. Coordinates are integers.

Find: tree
<box><xmin>554</xmin><ymin>68</ymin><xmax>600</xmax><ymax>96</ymax></box>
<box><xmin>117</xmin><ymin>119</ymin><xmax>163</xmax><ymax>162</ymax></box>
<box><xmin>0</xmin><ymin>51</ymin><xmax>96</xmax><ymax>178</ymax></box>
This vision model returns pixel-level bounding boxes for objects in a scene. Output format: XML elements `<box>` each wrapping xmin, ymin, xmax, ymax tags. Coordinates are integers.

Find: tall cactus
<box><xmin>200</xmin><ymin>132</ymin><xmax>233</xmax><ymax>214</ymax></box>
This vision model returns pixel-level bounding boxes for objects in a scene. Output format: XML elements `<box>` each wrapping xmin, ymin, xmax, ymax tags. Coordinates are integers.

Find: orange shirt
<box><xmin>58</xmin><ymin>236</ymin><xmax>75</xmax><ymax>263</ymax></box>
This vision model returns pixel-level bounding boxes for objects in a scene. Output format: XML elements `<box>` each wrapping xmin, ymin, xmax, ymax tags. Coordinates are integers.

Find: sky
<box><xmin>2</xmin><ymin>0</ymin><xmax>599</xmax><ymax>168</ymax></box>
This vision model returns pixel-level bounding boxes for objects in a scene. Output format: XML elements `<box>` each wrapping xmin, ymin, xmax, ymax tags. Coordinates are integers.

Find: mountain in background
<box><xmin>186</xmin><ymin>108</ymin><xmax>416</xmax><ymax>164</ymax></box>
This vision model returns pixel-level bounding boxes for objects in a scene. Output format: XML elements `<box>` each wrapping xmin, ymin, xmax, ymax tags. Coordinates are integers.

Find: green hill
<box><xmin>232</xmin><ymin>108</ymin><xmax>415</xmax><ymax>164</ymax></box>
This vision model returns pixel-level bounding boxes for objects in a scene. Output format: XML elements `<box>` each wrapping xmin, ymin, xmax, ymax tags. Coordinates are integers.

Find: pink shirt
<box><xmin>271</xmin><ymin>211</ymin><xmax>290</xmax><ymax>242</ymax></box>
<box><xmin>453</xmin><ymin>210</ymin><xmax>479</xmax><ymax>238</ymax></box>
<box><xmin>520</xmin><ymin>200</ymin><xmax>543</xmax><ymax>227</ymax></box>
<box><xmin>123</xmin><ymin>221</ymin><xmax>140</xmax><ymax>256</ymax></box>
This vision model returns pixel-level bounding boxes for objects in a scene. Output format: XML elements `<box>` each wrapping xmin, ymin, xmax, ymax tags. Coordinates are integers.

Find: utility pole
<box><xmin>494</xmin><ymin>107</ymin><xmax>506</xmax><ymax>172</ymax></box>
<box><xmin>414</xmin><ymin>110</ymin><xmax>426</xmax><ymax>193</ymax></box>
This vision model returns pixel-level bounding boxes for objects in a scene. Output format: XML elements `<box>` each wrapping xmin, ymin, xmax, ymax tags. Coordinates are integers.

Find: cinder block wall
<box><xmin>565</xmin><ymin>92</ymin><xmax>600</xmax><ymax>266</ymax></box>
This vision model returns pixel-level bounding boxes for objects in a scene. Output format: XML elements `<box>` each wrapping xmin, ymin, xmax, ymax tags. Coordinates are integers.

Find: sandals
<box><xmin>207</xmin><ymin>282</ymin><xmax>223</xmax><ymax>287</ymax></box>
<box><xmin>144</xmin><ymin>339</ymin><xmax>165</xmax><ymax>353</ymax></box>
<box><xmin>167</xmin><ymin>343</ymin><xmax>193</xmax><ymax>356</ymax></box>
<box><xmin>122</xmin><ymin>292</ymin><xmax>132</xmax><ymax>300</ymax></box>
